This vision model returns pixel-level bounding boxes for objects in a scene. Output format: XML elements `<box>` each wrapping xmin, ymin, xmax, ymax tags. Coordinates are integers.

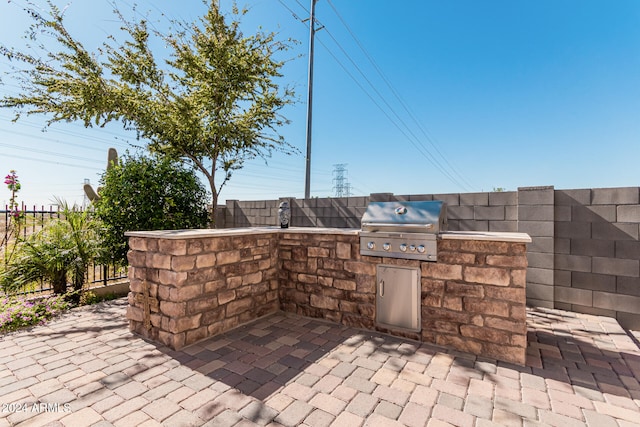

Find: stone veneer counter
<box><xmin>125</xmin><ymin>227</ymin><xmax>531</xmax><ymax>365</ymax></box>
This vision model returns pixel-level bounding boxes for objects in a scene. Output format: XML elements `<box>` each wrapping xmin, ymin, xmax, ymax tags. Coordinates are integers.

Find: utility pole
<box><xmin>304</xmin><ymin>0</ymin><xmax>317</xmax><ymax>199</ymax></box>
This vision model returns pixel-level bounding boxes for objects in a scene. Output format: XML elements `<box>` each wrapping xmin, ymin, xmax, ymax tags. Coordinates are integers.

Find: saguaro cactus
<box><xmin>84</xmin><ymin>148</ymin><xmax>118</xmax><ymax>202</ymax></box>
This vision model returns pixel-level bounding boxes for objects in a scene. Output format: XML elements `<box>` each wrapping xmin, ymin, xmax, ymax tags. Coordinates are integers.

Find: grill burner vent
<box><xmin>359</xmin><ymin>201</ymin><xmax>447</xmax><ymax>261</ymax></box>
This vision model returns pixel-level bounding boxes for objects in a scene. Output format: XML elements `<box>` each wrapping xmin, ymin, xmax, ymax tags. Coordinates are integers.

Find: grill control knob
<box><xmin>367</xmin><ymin>241</ymin><xmax>376</xmax><ymax>250</ymax></box>
<box><xmin>409</xmin><ymin>244</ymin><xmax>416</xmax><ymax>252</ymax></box>
<box><xmin>383</xmin><ymin>243</ymin><xmax>391</xmax><ymax>251</ymax></box>
<box><xmin>417</xmin><ymin>245</ymin><xmax>426</xmax><ymax>253</ymax></box>
<box><xmin>399</xmin><ymin>243</ymin><xmax>407</xmax><ymax>252</ymax></box>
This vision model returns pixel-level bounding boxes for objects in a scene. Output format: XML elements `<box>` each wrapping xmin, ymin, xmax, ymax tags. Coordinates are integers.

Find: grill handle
<box><xmin>362</xmin><ymin>222</ymin><xmax>434</xmax><ymax>231</ymax></box>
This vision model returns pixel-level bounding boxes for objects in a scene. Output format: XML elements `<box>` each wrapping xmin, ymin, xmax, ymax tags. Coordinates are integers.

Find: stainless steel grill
<box><xmin>359</xmin><ymin>200</ymin><xmax>447</xmax><ymax>261</ymax></box>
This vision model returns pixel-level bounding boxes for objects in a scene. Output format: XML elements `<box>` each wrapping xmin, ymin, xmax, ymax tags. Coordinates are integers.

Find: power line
<box><xmin>276</xmin><ymin>0</ymin><xmax>303</xmax><ymax>21</ymax></box>
<box><xmin>0</xmin><ymin>142</ymin><xmax>103</xmax><ymax>164</ymax></box>
<box><xmin>318</xmin><ymin>5</ymin><xmax>470</xmax><ymax>191</ymax></box>
<box><xmin>324</xmin><ymin>0</ymin><xmax>475</xmax><ymax>191</ymax></box>
<box><xmin>279</xmin><ymin>0</ymin><xmax>475</xmax><ymax>192</ymax></box>
<box><xmin>2</xmin><ymin>152</ymin><xmax>102</xmax><ymax>169</ymax></box>
<box><xmin>0</xmin><ymin>127</ymin><xmax>129</xmax><ymax>152</ymax></box>
<box><xmin>312</xmin><ymin>34</ymin><xmax>466</xmax><ymax>188</ymax></box>
<box><xmin>0</xmin><ymin>110</ymin><xmax>137</xmax><ymax>149</ymax></box>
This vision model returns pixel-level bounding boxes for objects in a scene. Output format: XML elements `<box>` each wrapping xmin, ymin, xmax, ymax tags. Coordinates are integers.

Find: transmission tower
<box><xmin>332</xmin><ymin>164</ymin><xmax>351</xmax><ymax>197</ymax></box>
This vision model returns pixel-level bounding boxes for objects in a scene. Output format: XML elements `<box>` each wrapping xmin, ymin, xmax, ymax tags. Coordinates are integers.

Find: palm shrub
<box><xmin>60</xmin><ymin>199</ymin><xmax>103</xmax><ymax>295</ymax></box>
<box><xmin>0</xmin><ymin>199</ymin><xmax>102</xmax><ymax>299</ymax></box>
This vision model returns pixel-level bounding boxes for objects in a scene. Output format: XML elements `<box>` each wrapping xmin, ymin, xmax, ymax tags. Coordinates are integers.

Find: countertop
<box><xmin>126</xmin><ymin>227</ymin><xmax>531</xmax><ymax>243</ymax></box>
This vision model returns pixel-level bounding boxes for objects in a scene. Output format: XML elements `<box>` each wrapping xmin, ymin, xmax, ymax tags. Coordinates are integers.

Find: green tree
<box><xmin>94</xmin><ymin>152</ymin><xmax>209</xmax><ymax>266</ymax></box>
<box><xmin>1</xmin><ymin>199</ymin><xmax>102</xmax><ymax>299</ymax></box>
<box><xmin>0</xmin><ymin>1</ymin><xmax>297</xmax><ymax>224</ymax></box>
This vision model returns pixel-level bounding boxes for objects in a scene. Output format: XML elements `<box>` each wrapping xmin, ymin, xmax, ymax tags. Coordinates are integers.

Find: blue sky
<box><xmin>1</xmin><ymin>0</ymin><xmax>639</xmax><ymax>207</ymax></box>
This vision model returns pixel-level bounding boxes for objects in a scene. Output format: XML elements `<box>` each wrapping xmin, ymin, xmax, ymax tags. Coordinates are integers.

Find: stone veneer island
<box><xmin>125</xmin><ymin>227</ymin><xmax>531</xmax><ymax>365</ymax></box>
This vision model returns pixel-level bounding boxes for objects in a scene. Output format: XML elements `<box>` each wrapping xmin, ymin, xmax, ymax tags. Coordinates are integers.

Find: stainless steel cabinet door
<box><xmin>376</xmin><ymin>265</ymin><xmax>421</xmax><ymax>332</ymax></box>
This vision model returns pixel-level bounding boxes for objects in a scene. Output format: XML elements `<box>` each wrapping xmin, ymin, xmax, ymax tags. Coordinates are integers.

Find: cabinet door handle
<box><xmin>379</xmin><ymin>280</ymin><xmax>384</xmax><ymax>297</ymax></box>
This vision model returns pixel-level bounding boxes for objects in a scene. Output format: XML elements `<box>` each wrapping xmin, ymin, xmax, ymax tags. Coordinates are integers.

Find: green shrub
<box><xmin>94</xmin><ymin>151</ymin><xmax>210</xmax><ymax>266</ymax></box>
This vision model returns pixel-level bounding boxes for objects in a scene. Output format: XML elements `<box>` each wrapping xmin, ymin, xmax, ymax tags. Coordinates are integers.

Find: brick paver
<box><xmin>0</xmin><ymin>299</ymin><xmax>639</xmax><ymax>426</ymax></box>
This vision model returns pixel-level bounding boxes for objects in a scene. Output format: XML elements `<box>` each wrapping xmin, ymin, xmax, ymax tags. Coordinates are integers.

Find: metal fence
<box><xmin>1</xmin><ymin>204</ymin><xmax>128</xmax><ymax>296</ymax></box>
<box><xmin>2</xmin><ymin>204</ymin><xmax>61</xmax><ymax>246</ymax></box>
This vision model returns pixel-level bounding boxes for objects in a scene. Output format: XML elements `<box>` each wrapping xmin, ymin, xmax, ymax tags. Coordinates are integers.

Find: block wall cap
<box><xmin>440</xmin><ymin>231</ymin><xmax>532</xmax><ymax>243</ymax></box>
<box><xmin>517</xmin><ymin>186</ymin><xmax>554</xmax><ymax>191</ymax></box>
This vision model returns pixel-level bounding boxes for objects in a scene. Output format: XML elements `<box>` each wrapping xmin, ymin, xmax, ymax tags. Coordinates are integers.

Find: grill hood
<box><xmin>361</xmin><ymin>201</ymin><xmax>448</xmax><ymax>234</ymax></box>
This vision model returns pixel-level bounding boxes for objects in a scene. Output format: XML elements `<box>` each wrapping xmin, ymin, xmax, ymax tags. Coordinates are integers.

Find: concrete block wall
<box><xmin>223</xmin><ymin>191</ymin><xmax>519</xmax><ymax>232</ymax></box>
<box><xmin>518</xmin><ymin>187</ymin><xmax>555</xmax><ymax>309</ymax></box>
<box><xmin>217</xmin><ymin>186</ymin><xmax>640</xmax><ymax>329</ymax></box>
<box><xmin>222</xmin><ymin>197</ymin><xmax>367</xmax><ymax>228</ymax></box>
<box><xmin>288</xmin><ymin>197</ymin><xmax>367</xmax><ymax>228</ymax></box>
<box><xmin>554</xmin><ymin>187</ymin><xmax>640</xmax><ymax>328</ymax></box>
<box><xmin>440</xmin><ymin>191</ymin><xmax>518</xmax><ymax>233</ymax></box>
<box><xmin>223</xmin><ymin>199</ymin><xmax>279</xmax><ymax>227</ymax></box>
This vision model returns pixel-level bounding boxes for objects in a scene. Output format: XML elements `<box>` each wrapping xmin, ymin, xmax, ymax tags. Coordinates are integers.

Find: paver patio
<box><xmin>0</xmin><ymin>298</ymin><xmax>638</xmax><ymax>427</ymax></box>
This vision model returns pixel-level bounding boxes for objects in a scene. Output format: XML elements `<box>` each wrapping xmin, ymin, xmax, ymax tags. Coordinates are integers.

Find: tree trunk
<box><xmin>51</xmin><ymin>270</ymin><xmax>67</xmax><ymax>295</ymax></box>
<box><xmin>210</xmin><ymin>194</ymin><xmax>218</xmax><ymax>227</ymax></box>
<box><xmin>209</xmin><ymin>174</ymin><xmax>218</xmax><ymax>228</ymax></box>
<box><xmin>66</xmin><ymin>264</ymin><xmax>87</xmax><ymax>305</ymax></box>
<box><xmin>72</xmin><ymin>272</ymin><xmax>84</xmax><ymax>292</ymax></box>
